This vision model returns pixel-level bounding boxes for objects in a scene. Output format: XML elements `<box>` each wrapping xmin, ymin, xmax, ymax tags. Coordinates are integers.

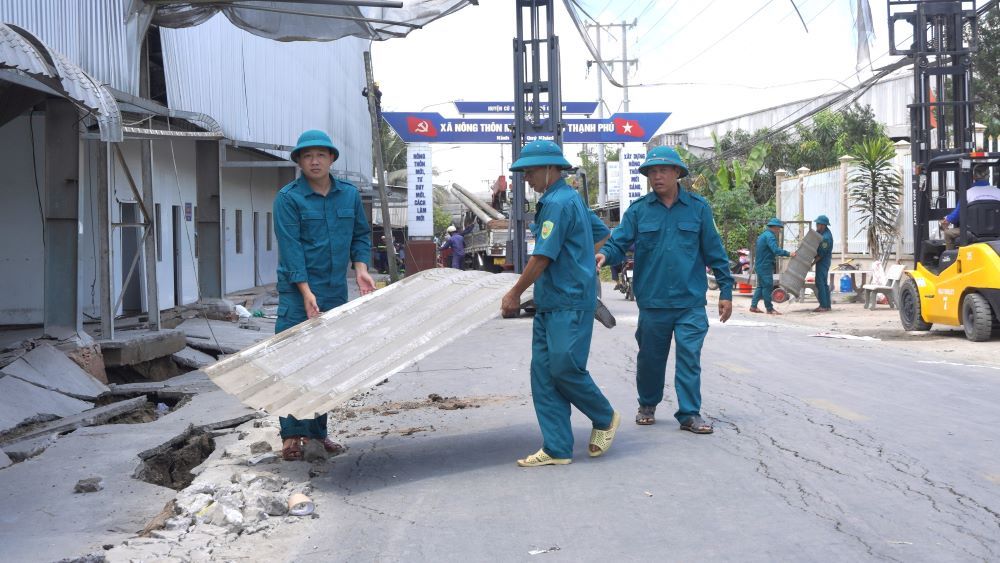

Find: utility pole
<box><xmin>586</xmin><ymin>20</ymin><xmax>636</xmax><ymax>205</ymax></box>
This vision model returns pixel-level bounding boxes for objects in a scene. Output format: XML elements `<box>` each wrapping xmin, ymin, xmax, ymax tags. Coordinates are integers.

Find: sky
<box><xmin>372</xmin><ymin>0</ymin><xmax>896</xmax><ymax>197</ymax></box>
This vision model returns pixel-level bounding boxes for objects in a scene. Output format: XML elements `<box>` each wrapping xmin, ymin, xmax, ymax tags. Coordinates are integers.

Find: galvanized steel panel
<box><xmin>204</xmin><ymin>269</ymin><xmax>524</xmax><ymax>417</ymax></box>
<box><xmin>159</xmin><ymin>15</ymin><xmax>373</xmax><ymax>185</ymax></box>
<box><xmin>0</xmin><ymin>0</ymin><xmax>146</xmax><ymax>94</ymax></box>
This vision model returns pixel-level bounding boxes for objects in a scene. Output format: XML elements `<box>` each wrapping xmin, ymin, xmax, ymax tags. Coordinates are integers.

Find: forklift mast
<box><xmin>888</xmin><ymin>0</ymin><xmax>980</xmax><ymax>266</ymax></box>
<box><xmin>510</xmin><ymin>0</ymin><xmax>563</xmax><ymax>272</ymax></box>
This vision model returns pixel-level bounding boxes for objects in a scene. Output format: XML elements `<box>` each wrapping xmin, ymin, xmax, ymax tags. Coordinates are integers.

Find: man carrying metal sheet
<box><xmin>597</xmin><ymin>146</ymin><xmax>733</xmax><ymax>433</ymax></box>
<box><xmin>273</xmin><ymin>129</ymin><xmax>375</xmax><ymax>333</ymax></box>
<box><xmin>812</xmin><ymin>215</ymin><xmax>834</xmax><ymax>312</ymax></box>
<box><xmin>750</xmin><ymin>218</ymin><xmax>795</xmax><ymax>315</ymax></box>
<box><xmin>272</xmin><ymin>130</ymin><xmax>375</xmax><ymax>459</ymax></box>
<box><xmin>501</xmin><ymin>140</ymin><xmax>621</xmax><ymax>467</ymax></box>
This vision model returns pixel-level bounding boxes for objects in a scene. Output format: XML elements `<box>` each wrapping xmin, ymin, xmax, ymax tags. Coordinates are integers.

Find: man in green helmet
<box><xmin>597</xmin><ymin>145</ymin><xmax>733</xmax><ymax>433</ymax></box>
<box><xmin>501</xmin><ymin>139</ymin><xmax>620</xmax><ymax>467</ymax></box>
<box><xmin>812</xmin><ymin>215</ymin><xmax>834</xmax><ymax>312</ymax></box>
<box><xmin>272</xmin><ymin>129</ymin><xmax>375</xmax><ymax>459</ymax></box>
<box><xmin>750</xmin><ymin>218</ymin><xmax>795</xmax><ymax>315</ymax></box>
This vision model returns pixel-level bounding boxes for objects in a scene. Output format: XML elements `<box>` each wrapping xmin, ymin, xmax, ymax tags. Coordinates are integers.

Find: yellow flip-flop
<box><xmin>589</xmin><ymin>411</ymin><xmax>621</xmax><ymax>457</ymax></box>
<box><xmin>516</xmin><ymin>449</ymin><xmax>572</xmax><ymax>467</ymax></box>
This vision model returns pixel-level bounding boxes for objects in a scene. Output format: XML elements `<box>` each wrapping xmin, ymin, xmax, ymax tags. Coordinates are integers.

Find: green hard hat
<box><xmin>766</xmin><ymin>217</ymin><xmax>784</xmax><ymax>228</ymax></box>
<box><xmin>814</xmin><ymin>214</ymin><xmax>831</xmax><ymax>226</ymax></box>
<box><xmin>509</xmin><ymin>140</ymin><xmax>572</xmax><ymax>172</ymax></box>
<box><xmin>290</xmin><ymin>129</ymin><xmax>340</xmax><ymax>163</ymax></box>
<box><xmin>639</xmin><ymin>145</ymin><xmax>689</xmax><ymax>178</ymax></box>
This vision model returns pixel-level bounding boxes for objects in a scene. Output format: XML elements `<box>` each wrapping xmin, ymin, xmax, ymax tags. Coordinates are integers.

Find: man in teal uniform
<box><xmin>597</xmin><ymin>146</ymin><xmax>733</xmax><ymax>433</ymax></box>
<box><xmin>812</xmin><ymin>215</ymin><xmax>834</xmax><ymax>312</ymax></box>
<box><xmin>749</xmin><ymin>218</ymin><xmax>794</xmax><ymax>315</ymax></box>
<box><xmin>501</xmin><ymin>140</ymin><xmax>620</xmax><ymax>467</ymax></box>
<box><xmin>274</xmin><ymin>130</ymin><xmax>375</xmax><ymax>334</ymax></box>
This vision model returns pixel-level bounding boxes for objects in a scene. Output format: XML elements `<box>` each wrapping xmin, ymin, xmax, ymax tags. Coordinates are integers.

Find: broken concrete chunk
<box><xmin>73</xmin><ymin>477</ymin><xmax>104</xmax><ymax>493</ymax></box>
<box><xmin>7</xmin><ymin>343</ymin><xmax>109</xmax><ymax>400</ymax></box>
<box><xmin>246</xmin><ymin>452</ymin><xmax>279</xmax><ymax>466</ymax></box>
<box><xmin>0</xmin><ymin>449</ymin><xmax>11</xmax><ymax>469</ymax></box>
<box><xmin>244</xmin><ymin>490</ymin><xmax>287</xmax><ymax>517</ymax></box>
<box><xmin>249</xmin><ymin>440</ymin><xmax>272</xmax><ymax>454</ymax></box>
<box><xmin>0</xmin><ymin>376</ymin><xmax>93</xmax><ymax>434</ymax></box>
<box><xmin>199</xmin><ymin>501</ymin><xmax>245</xmax><ymax>531</ymax></box>
<box><xmin>172</xmin><ymin>346</ymin><xmax>217</xmax><ymax>370</ymax></box>
<box><xmin>163</xmin><ymin>515</ymin><xmax>193</xmax><ymax>531</ymax></box>
<box><xmin>98</xmin><ymin>329</ymin><xmax>186</xmax><ymax>367</ymax></box>
<box><xmin>302</xmin><ymin>440</ymin><xmax>328</xmax><ymax>463</ymax></box>
<box><xmin>176</xmin><ymin>492</ymin><xmax>214</xmax><ymax>516</ymax></box>
<box><xmin>53</xmin><ymin>553</ymin><xmax>107</xmax><ymax>563</ymax></box>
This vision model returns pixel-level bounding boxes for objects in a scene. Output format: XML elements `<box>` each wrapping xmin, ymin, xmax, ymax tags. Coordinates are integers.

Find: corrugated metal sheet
<box><xmin>159</xmin><ymin>15</ymin><xmax>373</xmax><ymax>185</ymax></box>
<box><xmin>661</xmin><ymin>73</ymin><xmax>915</xmax><ymax>153</ymax></box>
<box><xmin>203</xmin><ymin>269</ymin><xmax>524</xmax><ymax>417</ymax></box>
<box><xmin>0</xmin><ymin>0</ymin><xmax>146</xmax><ymax>94</ymax></box>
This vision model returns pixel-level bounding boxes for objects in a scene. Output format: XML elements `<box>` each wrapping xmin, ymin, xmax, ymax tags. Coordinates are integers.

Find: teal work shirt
<box><xmin>600</xmin><ymin>189</ymin><xmax>733</xmax><ymax>308</ymax></box>
<box><xmin>531</xmin><ymin>179</ymin><xmax>610</xmax><ymax>312</ymax></box>
<box><xmin>754</xmin><ymin>229</ymin><xmax>790</xmax><ymax>270</ymax></box>
<box><xmin>816</xmin><ymin>228</ymin><xmax>834</xmax><ymax>268</ymax></box>
<box><xmin>274</xmin><ymin>175</ymin><xmax>371</xmax><ymax>299</ymax></box>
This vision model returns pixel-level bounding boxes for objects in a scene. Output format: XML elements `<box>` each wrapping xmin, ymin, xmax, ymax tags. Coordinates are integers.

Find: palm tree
<box><xmin>848</xmin><ymin>137</ymin><xmax>902</xmax><ymax>260</ymax></box>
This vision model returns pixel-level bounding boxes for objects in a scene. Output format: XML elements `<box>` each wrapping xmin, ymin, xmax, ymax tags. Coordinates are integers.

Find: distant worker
<box><xmin>273</xmin><ymin>129</ymin><xmax>374</xmax><ymax>459</ymax></box>
<box><xmin>501</xmin><ymin>139</ymin><xmax>620</xmax><ymax>467</ymax></box>
<box><xmin>939</xmin><ymin>165</ymin><xmax>1000</xmax><ymax>249</ymax></box>
<box><xmin>813</xmin><ymin>215</ymin><xmax>834</xmax><ymax>312</ymax></box>
<box><xmin>597</xmin><ymin>146</ymin><xmax>733</xmax><ymax>433</ymax></box>
<box><xmin>440</xmin><ymin>225</ymin><xmax>465</xmax><ymax>269</ymax></box>
<box><xmin>750</xmin><ymin>218</ymin><xmax>795</xmax><ymax>315</ymax></box>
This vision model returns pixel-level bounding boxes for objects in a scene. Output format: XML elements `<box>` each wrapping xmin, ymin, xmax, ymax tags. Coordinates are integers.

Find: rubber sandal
<box><xmin>749</xmin><ymin>307</ymin><xmax>764</xmax><ymax>313</ymax></box>
<box><xmin>282</xmin><ymin>436</ymin><xmax>306</xmax><ymax>461</ymax></box>
<box><xmin>766</xmin><ymin>309</ymin><xmax>782</xmax><ymax>315</ymax></box>
<box><xmin>635</xmin><ymin>405</ymin><xmax>656</xmax><ymax>425</ymax></box>
<box><xmin>679</xmin><ymin>415</ymin><xmax>714</xmax><ymax>434</ymax></box>
<box><xmin>517</xmin><ymin>449</ymin><xmax>571</xmax><ymax>467</ymax></box>
<box><xmin>321</xmin><ymin>438</ymin><xmax>347</xmax><ymax>456</ymax></box>
<box><xmin>588</xmin><ymin>411</ymin><xmax>621</xmax><ymax>457</ymax></box>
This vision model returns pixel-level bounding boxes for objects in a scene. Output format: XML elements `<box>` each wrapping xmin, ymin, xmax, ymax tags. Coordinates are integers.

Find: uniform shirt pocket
<box><xmin>300</xmin><ymin>211</ymin><xmax>325</xmax><ymax>240</ymax></box>
<box><xmin>637</xmin><ymin>222</ymin><xmax>661</xmax><ymax>249</ymax></box>
<box><xmin>677</xmin><ymin>221</ymin><xmax>700</xmax><ymax>250</ymax></box>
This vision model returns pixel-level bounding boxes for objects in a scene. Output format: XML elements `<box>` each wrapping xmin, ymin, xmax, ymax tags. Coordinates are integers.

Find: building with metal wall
<box><xmin>0</xmin><ymin>1</ymin><xmax>374</xmax><ymax>337</ymax></box>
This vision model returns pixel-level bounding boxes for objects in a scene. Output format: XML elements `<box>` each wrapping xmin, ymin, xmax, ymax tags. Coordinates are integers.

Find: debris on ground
<box><xmin>810</xmin><ymin>332</ymin><xmax>881</xmax><ymax>341</ymax></box>
<box><xmin>528</xmin><ymin>546</ymin><xmax>561</xmax><ymax>555</ymax></box>
<box><xmin>73</xmin><ymin>477</ymin><xmax>104</xmax><ymax>493</ymax></box>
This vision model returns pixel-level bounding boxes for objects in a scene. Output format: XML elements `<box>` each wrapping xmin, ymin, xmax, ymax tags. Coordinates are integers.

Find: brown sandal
<box><xmin>635</xmin><ymin>405</ymin><xmax>656</xmax><ymax>425</ymax></box>
<box><xmin>282</xmin><ymin>436</ymin><xmax>306</xmax><ymax>461</ymax></box>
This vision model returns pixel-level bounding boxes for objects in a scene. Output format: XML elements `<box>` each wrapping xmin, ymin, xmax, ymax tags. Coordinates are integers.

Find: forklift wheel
<box><xmin>771</xmin><ymin>287</ymin><xmax>788</xmax><ymax>304</ymax></box>
<box><xmin>899</xmin><ymin>277</ymin><xmax>932</xmax><ymax>332</ymax></box>
<box><xmin>962</xmin><ymin>293</ymin><xmax>995</xmax><ymax>342</ymax></box>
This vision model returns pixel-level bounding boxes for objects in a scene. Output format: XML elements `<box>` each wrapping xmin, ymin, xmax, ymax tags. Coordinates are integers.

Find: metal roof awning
<box><xmin>0</xmin><ymin>22</ymin><xmax>122</xmax><ymax>141</ymax></box>
<box><xmin>203</xmin><ymin>269</ymin><xmax>525</xmax><ymax>418</ymax></box>
<box><xmin>129</xmin><ymin>0</ymin><xmax>476</xmax><ymax>43</ymax></box>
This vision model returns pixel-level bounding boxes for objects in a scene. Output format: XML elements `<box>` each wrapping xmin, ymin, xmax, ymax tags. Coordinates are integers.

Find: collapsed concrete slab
<box><xmin>0</xmin><ymin>375</ymin><xmax>93</xmax><ymax>434</ymax></box>
<box><xmin>0</xmin><ymin>397</ymin><xmax>147</xmax><ymax>450</ymax></box>
<box><xmin>0</xmin><ymin>449</ymin><xmax>10</xmax><ymax>469</ymax></box>
<box><xmin>204</xmin><ymin>269</ymin><xmax>523</xmax><ymax>417</ymax></box>
<box><xmin>2</xmin><ymin>343</ymin><xmax>108</xmax><ymax>400</ymax></box>
<box><xmin>99</xmin><ymin>329</ymin><xmax>187</xmax><ymax>367</ymax></box>
<box><xmin>177</xmin><ymin>317</ymin><xmax>276</xmax><ymax>355</ymax></box>
<box><xmin>172</xmin><ymin>346</ymin><xmax>217</xmax><ymax>370</ymax></box>
<box><xmin>0</xmin><ymin>390</ymin><xmax>257</xmax><ymax>562</ymax></box>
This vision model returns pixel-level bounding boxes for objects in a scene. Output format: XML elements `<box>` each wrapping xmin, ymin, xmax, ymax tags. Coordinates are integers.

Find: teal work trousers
<box><xmin>635</xmin><ymin>307</ymin><xmax>709</xmax><ymax>423</ymax></box>
<box><xmin>815</xmin><ymin>263</ymin><xmax>831</xmax><ymax>308</ymax></box>
<box><xmin>750</xmin><ymin>268</ymin><xmax>775</xmax><ymax>311</ymax></box>
<box><xmin>275</xmin><ymin>288</ymin><xmax>347</xmax><ymax>334</ymax></box>
<box><xmin>530</xmin><ymin>309</ymin><xmax>614</xmax><ymax>459</ymax></box>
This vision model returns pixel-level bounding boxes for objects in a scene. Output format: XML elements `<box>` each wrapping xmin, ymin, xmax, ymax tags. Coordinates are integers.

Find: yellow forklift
<box><xmin>890</xmin><ymin>0</ymin><xmax>1000</xmax><ymax>341</ymax></box>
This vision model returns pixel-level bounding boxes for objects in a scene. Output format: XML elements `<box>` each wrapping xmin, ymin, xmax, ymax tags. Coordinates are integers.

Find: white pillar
<box><xmin>838</xmin><ymin>155</ymin><xmax>854</xmax><ymax>262</ymax></box>
<box><xmin>774</xmin><ymin>168</ymin><xmax>788</xmax><ymax>221</ymax></box>
<box><xmin>796</xmin><ymin>166</ymin><xmax>810</xmax><ymax>242</ymax></box>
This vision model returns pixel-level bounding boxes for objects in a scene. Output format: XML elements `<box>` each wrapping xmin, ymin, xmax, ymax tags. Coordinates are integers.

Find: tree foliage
<box><xmin>848</xmin><ymin>137</ymin><xmax>902</xmax><ymax>260</ymax></box>
<box><xmin>973</xmin><ymin>6</ymin><xmax>1000</xmax><ymax>139</ymax></box>
<box><xmin>380</xmin><ymin>121</ymin><xmax>407</xmax><ymax>174</ymax></box>
<box><xmin>577</xmin><ymin>146</ymin><xmax>620</xmax><ymax>205</ymax></box>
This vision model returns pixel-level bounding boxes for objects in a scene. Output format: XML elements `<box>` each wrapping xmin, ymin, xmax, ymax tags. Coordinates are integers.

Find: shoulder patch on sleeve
<box><xmin>541</xmin><ymin>220</ymin><xmax>554</xmax><ymax>239</ymax></box>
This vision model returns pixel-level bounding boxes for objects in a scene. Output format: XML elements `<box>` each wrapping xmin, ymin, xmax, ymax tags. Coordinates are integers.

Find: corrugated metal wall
<box><xmin>664</xmin><ymin>73</ymin><xmax>915</xmax><ymax>152</ymax></box>
<box><xmin>0</xmin><ymin>0</ymin><xmax>144</xmax><ymax>94</ymax></box>
<box><xmin>779</xmin><ymin>150</ymin><xmax>921</xmax><ymax>257</ymax></box>
<box><xmin>159</xmin><ymin>14</ymin><xmax>373</xmax><ymax>186</ymax></box>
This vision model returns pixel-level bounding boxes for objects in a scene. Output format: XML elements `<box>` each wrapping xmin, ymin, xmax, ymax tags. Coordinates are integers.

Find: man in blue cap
<box><xmin>812</xmin><ymin>215</ymin><xmax>834</xmax><ymax>312</ymax></box>
<box><xmin>750</xmin><ymin>218</ymin><xmax>794</xmax><ymax>315</ymax></box>
<box><xmin>501</xmin><ymin>139</ymin><xmax>620</xmax><ymax>467</ymax></box>
<box><xmin>273</xmin><ymin>129</ymin><xmax>375</xmax><ymax>334</ymax></box>
<box><xmin>597</xmin><ymin>146</ymin><xmax>733</xmax><ymax>433</ymax></box>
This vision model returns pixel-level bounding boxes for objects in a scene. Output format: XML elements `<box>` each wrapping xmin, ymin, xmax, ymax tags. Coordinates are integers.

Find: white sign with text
<box><xmin>406</xmin><ymin>143</ymin><xmax>433</xmax><ymax>237</ymax></box>
<box><xmin>606</xmin><ymin>160</ymin><xmax>621</xmax><ymax>200</ymax></box>
<box><xmin>619</xmin><ymin>143</ymin><xmax>646</xmax><ymax>214</ymax></box>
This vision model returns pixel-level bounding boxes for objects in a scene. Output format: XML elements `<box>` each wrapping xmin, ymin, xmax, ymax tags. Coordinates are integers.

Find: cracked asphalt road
<box><xmin>288</xmin><ymin>286</ymin><xmax>1000</xmax><ymax>562</ymax></box>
